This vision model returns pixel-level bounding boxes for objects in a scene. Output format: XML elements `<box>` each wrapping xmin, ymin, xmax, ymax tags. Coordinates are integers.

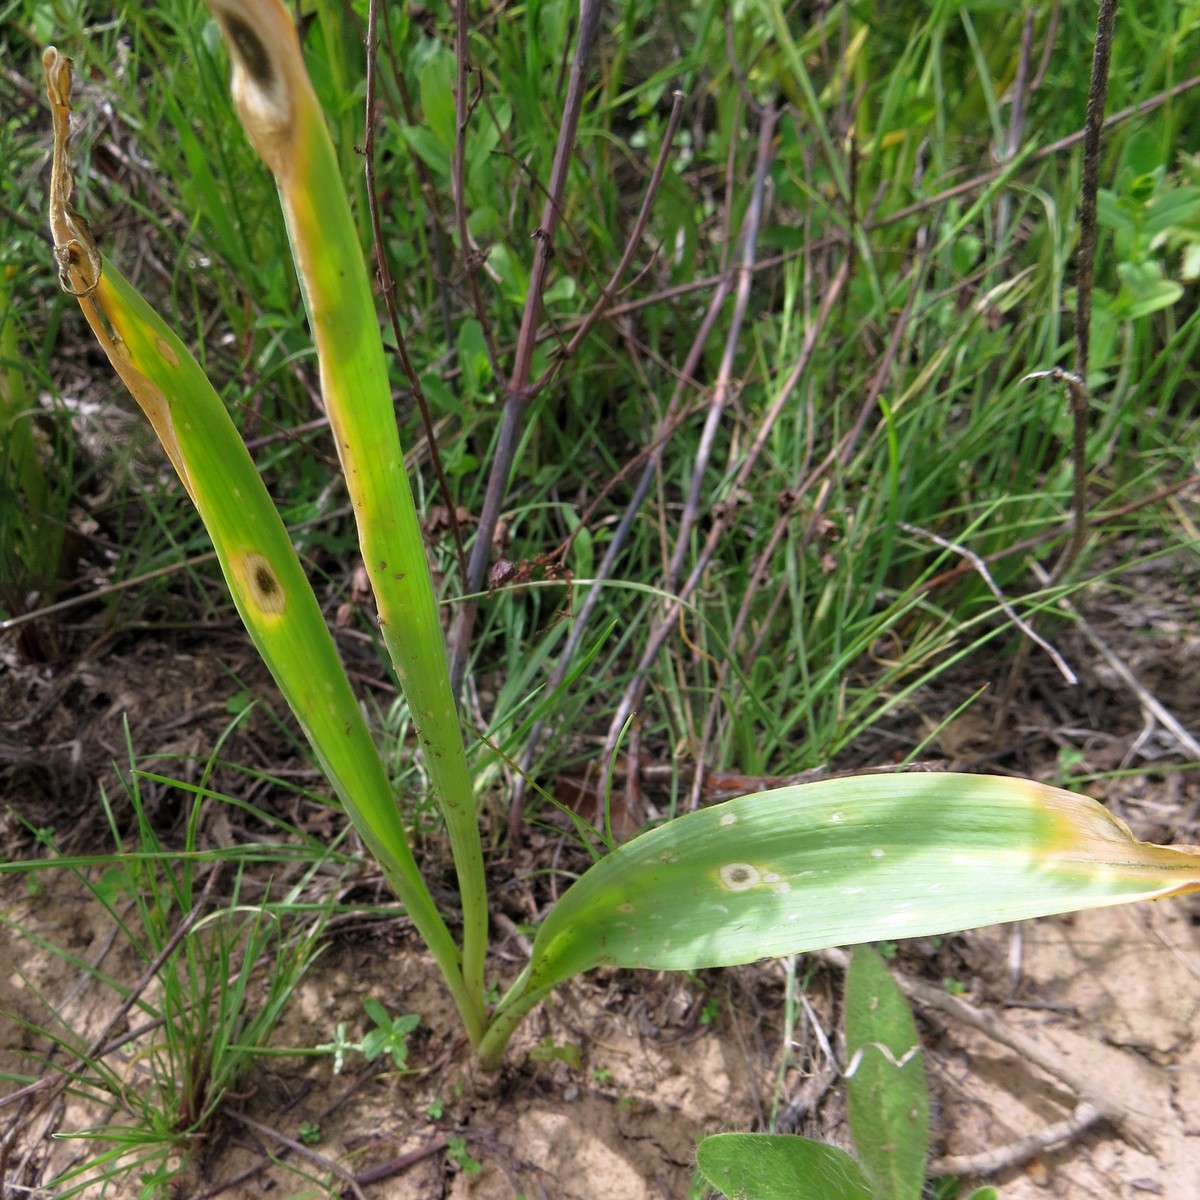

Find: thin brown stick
<box><xmin>994</xmin><ymin>1</ymin><xmax>1118</xmax><ymax>729</ymax></box>
<box><xmin>600</xmin><ymin>252</ymin><xmax>853</xmax><ymax>795</ymax></box>
<box><xmin>1055</xmin><ymin>0</ymin><xmax>1117</xmax><ymax>580</ymax></box>
<box><xmin>526</xmin><ymin>88</ymin><xmax>687</xmax><ymax>393</ymax></box>
<box><xmin>364</xmin><ymin>0</ymin><xmax>466</xmax><ymax>580</ymax></box>
<box><xmin>691</xmin><ymin>226</ymin><xmax>932</xmax><ymax>805</ymax></box>
<box><xmin>351</xmin><ymin>1135</ymin><xmax>451</xmax><ymax>1187</ymax></box>
<box><xmin>993</xmin><ymin>7</ymin><xmax>1037</xmax><ymax>254</ymax></box>
<box><xmin>228</xmin><ymin>1112</ymin><xmax>368</xmax><ymax>1200</ymax></box>
<box><xmin>450</xmin><ymin>0</ymin><xmax>604</xmax><ymax>694</ymax></box>
<box><xmin>506</xmin><ymin>283</ymin><xmax>737</xmax><ymax>842</ymax></box>
<box><xmin>670</xmin><ymin>104</ymin><xmax>779</xmax><ymax>596</ymax></box>
<box><xmin>900</xmin><ymin>521</ymin><xmax>1077</xmax><ymax>685</ymax></box>
<box><xmin>594</xmin><ymin>104</ymin><xmax>781</xmax><ymax>812</ymax></box>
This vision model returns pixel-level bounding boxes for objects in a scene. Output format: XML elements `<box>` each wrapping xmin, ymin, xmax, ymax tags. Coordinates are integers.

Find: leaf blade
<box><xmin>526</xmin><ymin>774</ymin><xmax>1200</xmax><ymax>991</ymax></box>
<box><xmin>845</xmin><ymin>946</ymin><xmax>928</xmax><ymax>1200</ymax></box>
<box><xmin>695</xmin><ymin>1133</ymin><xmax>873</xmax><ymax>1200</ymax></box>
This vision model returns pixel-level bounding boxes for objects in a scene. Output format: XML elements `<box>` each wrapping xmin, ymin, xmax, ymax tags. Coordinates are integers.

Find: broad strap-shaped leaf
<box><xmin>41</xmin><ymin>47</ymin><xmax>480</xmax><ymax>1045</ymax></box>
<box><xmin>524</xmin><ymin>773</ymin><xmax>1200</xmax><ymax>993</ymax></box>
<box><xmin>198</xmin><ymin>0</ymin><xmax>488</xmax><ymax>1006</ymax></box>
<box><xmin>845</xmin><ymin>946</ymin><xmax>928</xmax><ymax>1200</ymax></box>
<box><xmin>695</xmin><ymin>1133</ymin><xmax>872</xmax><ymax>1200</ymax></box>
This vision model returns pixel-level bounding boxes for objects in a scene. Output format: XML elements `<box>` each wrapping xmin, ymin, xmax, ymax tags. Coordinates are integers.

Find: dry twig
<box><xmin>900</xmin><ymin>521</ymin><xmax>1077</xmax><ymax>686</ymax></box>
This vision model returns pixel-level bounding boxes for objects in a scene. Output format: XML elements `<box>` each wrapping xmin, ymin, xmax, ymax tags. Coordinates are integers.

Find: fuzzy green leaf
<box><xmin>845</xmin><ymin>946</ymin><xmax>928</xmax><ymax>1200</ymax></box>
<box><xmin>695</xmin><ymin>1133</ymin><xmax>872</xmax><ymax>1200</ymax></box>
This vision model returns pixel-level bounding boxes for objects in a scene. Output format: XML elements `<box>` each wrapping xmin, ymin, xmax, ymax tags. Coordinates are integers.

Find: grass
<box><xmin>1</xmin><ymin>725</ymin><xmax>332</xmax><ymax>1196</ymax></box>
<box><xmin>3</xmin><ymin>0</ymin><xmax>1200</xmax><ymax>1192</ymax></box>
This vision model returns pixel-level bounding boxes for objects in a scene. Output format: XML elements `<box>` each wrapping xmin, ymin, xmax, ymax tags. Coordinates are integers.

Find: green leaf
<box><xmin>695</xmin><ymin>1133</ymin><xmax>872</xmax><ymax>1200</ymax></box>
<box><xmin>845</xmin><ymin>946</ymin><xmax>928</xmax><ymax>1200</ymax></box>
<box><xmin>418</xmin><ymin>50</ymin><xmax>456</xmax><ymax>150</ymax></box>
<box><xmin>524</xmin><ymin>775</ymin><xmax>1200</xmax><ymax>994</ymax></box>
<box><xmin>360</xmin><ymin>1028</ymin><xmax>388</xmax><ymax>1061</ymax></box>
<box><xmin>1117</xmin><ymin>261</ymin><xmax>1184</xmax><ymax>318</ymax></box>
<box><xmin>1143</xmin><ymin>187</ymin><xmax>1200</xmax><ymax>237</ymax></box>
<box><xmin>363</xmin><ymin>997</ymin><xmax>392</xmax><ymax>1031</ymax></box>
<box><xmin>396</xmin><ymin>124</ymin><xmax>450</xmax><ymax>178</ymax></box>
<box><xmin>1096</xmin><ymin>189</ymin><xmax>1135</xmax><ymax>234</ymax></box>
<box><xmin>1118</xmin><ymin>131</ymin><xmax>1162</xmax><ymax>189</ymax></box>
<box><xmin>457</xmin><ymin>319</ymin><xmax>493</xmax><ymax>393</ymax></box>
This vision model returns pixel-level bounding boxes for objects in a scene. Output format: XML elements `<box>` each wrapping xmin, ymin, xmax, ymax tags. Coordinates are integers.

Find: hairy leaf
<box><xmin>695</xmin><ymin>1133</ymin><xmax>872</xmax><ymax>1200</ymax></box>
<box><xmin>845</xmin><ymin>946</ymin><xmax>928</xmax><ymax>1200</ymax></box>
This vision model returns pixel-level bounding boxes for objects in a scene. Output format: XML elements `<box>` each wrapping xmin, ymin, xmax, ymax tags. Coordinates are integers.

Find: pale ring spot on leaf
<box><xmin>720</xmin><ymin>812</ymin><xmax>737</xmax><ymax>826</ymax></box>
<box><xmin>871</xmin><ymin>848</ymin><xmax>886</xmax><ymax>859</ymax></box>
<box><xmin>155</xmin><ymin>336</ymin><xmax>180</xmax><ymax>368</ymax></box>
<box><xmin>616</xmin><ymin>902</ymin><xmax>634</xmax><ymax>914</ymax></box>
<box><xmin>718</xmin><ymin>863</ymin><xmax>761</xmax><ymax>891</ymax></box>
<box><xmin>232</xmin><ymin>550</ymin><xmax>287</xmax><ymax>617</ymax></box>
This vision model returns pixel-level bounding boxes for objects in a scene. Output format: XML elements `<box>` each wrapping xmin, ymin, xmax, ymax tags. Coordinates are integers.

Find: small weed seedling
<box><xmin>445</xmin><ymin>1135</ymin><xmax>482</xmax><ymax>1177</ymax></box>
<box><xmin>39</xmin><ymin>0</ymin><xmax>1200</xmax><ymax>1077</ymax></box>
<box><xmin>696</xmin><ymin>946</ymin><xmax>996</xmax><ymax>1200</ymax></box>
<box><xmin>315</xmin><ymin>1000</ymin><xmax>420</xmax><ymax>1075</ymax></box>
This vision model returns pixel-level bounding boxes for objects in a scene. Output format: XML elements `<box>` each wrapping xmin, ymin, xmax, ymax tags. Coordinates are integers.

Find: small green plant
<box><xmin>445</xmin><ymin>1134</ymin><xmax>482</xmax><ymax>1177</ymax></box>
<box><xmin>695</xmin><ymin>946</ymin><xmax>995</xmax><ymax>1200</ymax></box>
<box><xmin>359</xmin><ymin>998</ymin><xmax>421</xmax><ymax>1070</ymax></box>
<box><xmin>39</xmin><ymin>0</ymin><xmax>1200</xmax><ymax>1079</ymax></box>
<box><xmin>528</xmin><ymin>1036</ymin><xmax>582</xmax><ymax>1070</ymax></box>
<box><xmin>315</xmin><ymin>1000</ymin><xmax>419</xmax><ymax>1075</ymax></box>
<box><xmin>1090</xmin><ymin>131</ymin><xmax>1200</xmax><ymax>379</ymax></box>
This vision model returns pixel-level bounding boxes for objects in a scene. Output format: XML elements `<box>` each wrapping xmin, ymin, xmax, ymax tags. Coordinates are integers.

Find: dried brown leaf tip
<box><xmin>43</xmin><ymin>46</ymin><xmax>100</xmax><ymax>297</ymax></box>
<box><xmin>203</xmin><ymin>0</ymin><xmax>309</xmax><ymax>174</ymax></box>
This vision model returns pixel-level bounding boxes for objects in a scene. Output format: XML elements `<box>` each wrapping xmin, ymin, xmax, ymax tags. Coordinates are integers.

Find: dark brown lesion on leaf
<box><xmin>223</xmin><ymin>14</ymin><xmax>274</xmax><ymax>89</ymax></box>
<box><xmin>254</xmin><ymin>562</ymin><xmax>278</xmax><ymax>596</ymax></box>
